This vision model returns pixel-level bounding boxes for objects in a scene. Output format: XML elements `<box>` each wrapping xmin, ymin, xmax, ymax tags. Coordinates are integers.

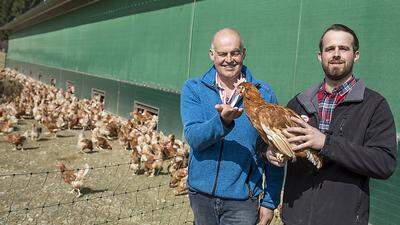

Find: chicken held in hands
<box><xmin>237</xmin><ymin>82</ymin><xmax>322</xmax><ymax>169</ymax></box>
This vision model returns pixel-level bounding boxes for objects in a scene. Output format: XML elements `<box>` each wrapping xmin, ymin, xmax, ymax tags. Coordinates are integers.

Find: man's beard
<box><xmin>322</xmin><ymin>61</ymin><xmax>353</xmax><ymax>81</ymax></box>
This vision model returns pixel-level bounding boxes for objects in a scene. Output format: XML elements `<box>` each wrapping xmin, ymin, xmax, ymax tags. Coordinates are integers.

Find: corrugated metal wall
<box><xmin>8</xmin><ymin>0</ymin><xmax>193</xmax><ymax>91</ymax></box>
<box><xmin>5</xmin><ymin>1</ymin><xmax>400</xmax><ymax>224</ymax></box>
<box><xmin>370</xmin><ymin>146</ymin><xmax>400</xmax><ymax>225</ymax></box>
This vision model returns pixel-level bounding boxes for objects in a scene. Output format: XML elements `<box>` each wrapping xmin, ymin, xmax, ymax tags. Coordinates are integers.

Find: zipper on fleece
<box><xmin>212</xmin><ymin>141</ymin><xmax>224</xmax><ymax>195</ymax></box>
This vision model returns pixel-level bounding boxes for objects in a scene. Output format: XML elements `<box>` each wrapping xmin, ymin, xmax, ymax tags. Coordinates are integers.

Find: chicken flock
<box><xmin>0</xmin><ymin>68</ymin><xmax>189</xmax><ymax>197</ymax></box>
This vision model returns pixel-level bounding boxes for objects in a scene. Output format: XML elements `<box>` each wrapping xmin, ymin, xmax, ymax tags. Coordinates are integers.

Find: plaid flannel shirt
<box><xmin>317</xmin><ymin>76</ymin><xmax>357</xmax><ymax>132</ymax></box>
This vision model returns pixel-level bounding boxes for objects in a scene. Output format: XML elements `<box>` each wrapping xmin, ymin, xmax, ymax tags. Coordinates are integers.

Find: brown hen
<box><xmin>4</xmin><ymin>131</ymin><xmax>28</xmax><ymax>150</ymax></box>
<box><xmin>91</xmin><ymin>132</ymin><xmax>112</xmax><ymax>150</ymax></box>
<box><xmin>237</xmin><ymin>82</ymin><xmax>322</xmax><ymax>169</ymax></box>
<box><xmin>77</xmin><ymin>131</ymin><xmax>93</xmax><ymax>153</ymax></box>
<box><xmin>56</xmin><ymin>163</ymin><xmax>90</xmax><ymax>197</ymax></box>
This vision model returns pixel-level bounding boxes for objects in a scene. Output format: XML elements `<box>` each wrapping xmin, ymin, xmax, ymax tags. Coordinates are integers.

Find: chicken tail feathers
<box><xmin>306</xmin><ymin>150</ymin><xmax>323</xmax><ymax>169</ymax></box>
<box><xmin>75</xmin><ymin>164</ymin><xmax>90</xmax><ymax>179</ymax></box>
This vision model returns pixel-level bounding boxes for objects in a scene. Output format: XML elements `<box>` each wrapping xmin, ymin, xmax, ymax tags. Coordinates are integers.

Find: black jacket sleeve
<box><xmin>320</xmin><ymin>99</ymin><xmax>397</xmax><ymax>179</ymax></box>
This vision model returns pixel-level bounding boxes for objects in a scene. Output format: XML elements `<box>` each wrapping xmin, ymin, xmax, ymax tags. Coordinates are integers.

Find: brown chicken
<box><xmin>56</xmin><ymin>163</ymin><xmax>90</xmax><ymax>197</ymax></box>
<box><xmin>170</xmin><ymin>167</ymin><xmax>188</xmax><ymax>196</ymax></box>
<box><xmin>118</xmin><ymin>130</ymin><xmax>132</xmax><ymax>150</ymax></box>
<box><xmin>67</xmin><ymin>115</ymin><xmax>80</xmax><ymax>130</ymax></box>
<box><xmin>170</xmin><ymin>167</ymin><xmax>188</xmax><ymax>188</ymax></box>
<box><xmin>91</xmin><ymin>133</ymin><xmax>112</xmax><ymax>150</ymax></box>
<box><xmin>77</xmin><ymin>131</ymin><xmax>93</xmax><ymax>153</ymax></box>
<box><xmin>42</xmin><ymin>117</ymin><xmax>59</xmax><ymax>138</ymax></box>
<box><xmin>130</xmin><ymin>148</ymin><xmax>141</xmax><ymax>174</ymax></box>
<box><xmin>237</xmin><ymin>82</ymin><xmax>322</xmax><ymax>169</ymax></box>
<box><xmin>141</xmin><ymin>151</ymin><xmax>163</xmax><ymax>177</ymax></box>
<box><xmin>162</xmin><ymin>134</ymin><xmax>177</xmax><ymax>159</ymax></box>
<box><xmin>4</xmin><ymin>131</ymin><xmax>29</xmax><ymax>150</ymax></box>
<box><xmin>174</xmin><ymin>175</ymin><xmax>188</xmax><ymax>196</ymax></box>
<box><xmin>168</xmin><ymin>151</ymin><xmax>189</xmax><ymax>174</ymax></box>
<box><xmin>105</xmin><ymin>122</ymin><xmax>119</xmax><ymax>139</ymax></box>
<box><xmin>0</xmin><ymin>119</ymin><xmax>14</xmax><ymax>134</ymax></box>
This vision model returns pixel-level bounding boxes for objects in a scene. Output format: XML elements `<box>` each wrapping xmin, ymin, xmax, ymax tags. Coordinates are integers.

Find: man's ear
<box><xmin>317</xmin><ymin>52</ymin><xmax>322</xmax><ymax>63</ymax></box>
<box><xmin>241</xmin><ymin>48</ymin><xmax>247</xmax><ymax>60</ymax></box>
<box><xmin>209</xmin><ymin>49</ymin><xmax>214</xmax><ymax>61</ymax></box>
<box><xmin>354</xmin><ymin>50</ymin><xmax>360</xmax><ymax>63</ymax></box>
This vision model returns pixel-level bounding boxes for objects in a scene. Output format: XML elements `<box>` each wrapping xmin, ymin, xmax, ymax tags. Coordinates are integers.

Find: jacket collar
<box><xmin>296</xmin><ymin>77</ymin><xmax>366</xmax><ymax>114</ymax></box>
<box><xmin>200</xmin><ymin>65</ymin><xmax>259</xmax><ymax>88</ymax></box>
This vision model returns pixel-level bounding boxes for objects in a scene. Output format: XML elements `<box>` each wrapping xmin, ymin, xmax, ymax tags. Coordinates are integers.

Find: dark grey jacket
<box><xmin>282</xmin><ymin>79</ymin><xmax>397</xmax><ymax>225</ymax></box>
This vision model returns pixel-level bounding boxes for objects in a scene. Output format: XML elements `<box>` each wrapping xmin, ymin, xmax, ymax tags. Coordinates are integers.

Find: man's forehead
<box><xmin>213</xmin><ymin>33</ymin><xmax>241</xmax><ymax>48</ymax></box>
<box><xmin>213</xmin><ymin>40</ymin><xmax>241</xmax><ymax>51</ymax></box>
<box><xmin>322</xmin><ymin>30</ymin><xmax>354</xmax><ymax>47</ymax></box>
<box><xmin>214</xmin><ymin>46</ymin><xmax>241</xmax><ymax>52</ymax></box>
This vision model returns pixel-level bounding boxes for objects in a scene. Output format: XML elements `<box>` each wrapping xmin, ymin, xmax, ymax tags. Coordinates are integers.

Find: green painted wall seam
<box><xmin>291</xmin><ymin>0</ymin><xmax>303</xmax><ymax>97</ymax></box>
<box><xmin>186</xmin><ymin>0</ymin><xmax>196</xmax><ymax>80</ymax></box>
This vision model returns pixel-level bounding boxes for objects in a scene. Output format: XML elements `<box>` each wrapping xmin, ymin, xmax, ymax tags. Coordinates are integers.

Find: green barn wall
<box><xmin>6</xmin><ymin>0</ymin><xmax>400</xmax><ymax>129</ymax></box>
<box><xmin>370</xmin><ymin>144</ymin><xmax>400</xmax><ymax>225</ymax></box>
<box><xmin>7</xmin><ymin>0</ymin><xmax>194</xmax><ymax>91</ymax></box>
<box><xmin>5</xmin><ymin>1</ymin><xmax>400</xmax><ymax>224</ymax></box>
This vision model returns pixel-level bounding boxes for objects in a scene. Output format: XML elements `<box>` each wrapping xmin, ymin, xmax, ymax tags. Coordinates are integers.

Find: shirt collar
<box><xmin>215</xmin><ymin>73</ymin><xmax>245</xmax><ymax>90</ymax></box>
<box><xmin>320</xmin><ymin>75</ymin><xmax>357</xmax><ymax>95</ymax></box>
<box><xmin>215</xmin><ymin>72</ymin><xmax>246</xmax><ymax>107</ymax></box>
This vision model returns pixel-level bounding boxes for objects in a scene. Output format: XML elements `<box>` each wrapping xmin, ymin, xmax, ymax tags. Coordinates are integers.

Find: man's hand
<box><xmin>259</xmin><ymin>206</ymin><xmax>274</xmax><ymax>225</ymax></box>
<box><xmin>215</xmin><ymin>104</ymin><xmax>243</xmax><ymax>126</ymax></box>
<box><xmin>286</xmin><ymin>117</ymin><xmax>326</xmax><ymax>151</ymax></box>
<box><xmin>266</xmin><ymin>145</ymin><xmax>285</xmax><ymax>167</ymax></box>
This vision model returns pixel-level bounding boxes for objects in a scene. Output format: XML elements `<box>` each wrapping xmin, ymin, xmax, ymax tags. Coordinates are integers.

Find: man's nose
<box><xmin>225</xmin><ymin>53</ymin><xmax>233</xmax><ymax>62</ymax></box>
<box><xmin>332</xmin><ymin>54</ymin><xmax>341</xmax><ymax>60</ymax></box>
<box><xmin>333</xmin><ymin>48</ymin><xmax>341</xmax><ymax>58</ymax></box>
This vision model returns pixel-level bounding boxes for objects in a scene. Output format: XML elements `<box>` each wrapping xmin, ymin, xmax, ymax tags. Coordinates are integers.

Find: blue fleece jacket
<box><xmin>180</xmin><ymin>65</ymin><xmax>284</xmax><ymax>209</ymax></box>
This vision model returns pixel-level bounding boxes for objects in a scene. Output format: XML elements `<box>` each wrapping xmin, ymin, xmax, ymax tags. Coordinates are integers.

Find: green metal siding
<box><xmin>291</xmin><ymin>0</ymin><xmax>400</xmax><ymax>128</ymax></box>
<box><xmin>370</xmin><ymin>145</ymin><xmax>400</xmax><ymax>225</ymax></box>
<box><xmin>8</xmin><ymin>0</ymin><xmax>193</xmax><ymax>91</ymax></box>
<box><xmin>118</xmin><ymin>81</ymin><xmax>182</xmax><ymax>136</ymax></box>
<box><xmin>189</xmin><ymin>0</ymin><xmax>302</xmax><ymax>101</ymax></box>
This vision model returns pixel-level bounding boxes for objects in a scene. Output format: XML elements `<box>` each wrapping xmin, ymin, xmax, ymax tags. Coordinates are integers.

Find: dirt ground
<box><xmin>0</xmin><ymin>119</ymin><xmax>192</xmax><ymax>225</ymax></box>
<box><xmin>0</xmin><ymin>118</ymin><xmax>283</xmax><ymax>225</ymax></box>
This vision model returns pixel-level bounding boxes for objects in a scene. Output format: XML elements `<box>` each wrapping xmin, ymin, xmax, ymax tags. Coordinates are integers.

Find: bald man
<box><xmin>180</xmin><ymin>28</ymin><xmax>284</xmax><ymax>225</ymax></box>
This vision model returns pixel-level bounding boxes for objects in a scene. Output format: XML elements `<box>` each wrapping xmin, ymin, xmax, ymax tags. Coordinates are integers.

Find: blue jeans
<box><xmin>188</xmin><ymin>189</ymin><xmax>259</xmax><ymax>225</ymax></box>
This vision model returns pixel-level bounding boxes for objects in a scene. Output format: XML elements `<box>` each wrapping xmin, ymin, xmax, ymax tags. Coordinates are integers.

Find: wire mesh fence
<box><xmin>0</xmin><ymin>161</ymin><xmax>193</xmax><ymax>225</ymax></box>
<box><xmin>0</xmin><ymin>67</ymin><xmax>192</xmax><ymax>224</ymax></box>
